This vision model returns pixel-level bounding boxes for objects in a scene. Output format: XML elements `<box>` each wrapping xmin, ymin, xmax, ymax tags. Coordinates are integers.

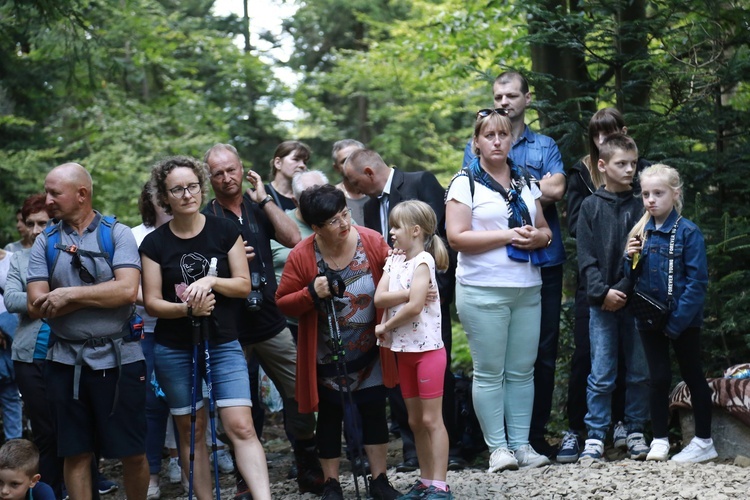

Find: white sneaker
<box><xmin>579</xmin><ymin>439</ymin><xmax>604</xmax><ymax>461</ymax></box>
<box><xmin>168</xmin><ymin>457</ymin><xmax>181</xmax><ymax>484</ymax></box>
<box><xmin>210</xmin><ymin>448</ymin><xmax>235</xmax><ymax>474</ymax></box>
<box><xmin>647</xmin><ymin>438</ymin><xmax>670</xmax><ymax>461</ymax></box>
<box><xmin>613</xmin><ymin>421</ymin><xmax>627</xmax><ymax>450</ymax></box>
<box><xmin>514</xmin><ymin>444</ymin><xmax>551</xmax><ymax>468</ymax></box>
<box><xmin>146</xmin><ymin>484</ymin><xmax>161</xmax><ymax>500</ymax></box>
<box><xmin>670</xmin><ymin>437</ymin><xmax>718</xmax><ymax>463</ymax></box>
<box><xmin>488</xmin><ymin>447</ymin><xmax>519</xmax><ymax>473</ymax></box>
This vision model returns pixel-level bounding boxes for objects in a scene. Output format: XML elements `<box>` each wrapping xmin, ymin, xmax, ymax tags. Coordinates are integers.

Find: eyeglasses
<box><xmin>476</xmin><ymin>108</ymin><xmax>510</xmax><ymax>118</ymax></box>
<box><xmin>71</xmin><ymin>251</ymin><xmax>96</xmax><ymax>284</ymax></box>
<box><xmin>168</xmin><ymin>183</ymin><xmax>201</xmax><ymax>198</ymax></box>
<box><xmin>326</xmin><ymin>209</ymin><xmax>352</xmax><ymax>227</ymax></box>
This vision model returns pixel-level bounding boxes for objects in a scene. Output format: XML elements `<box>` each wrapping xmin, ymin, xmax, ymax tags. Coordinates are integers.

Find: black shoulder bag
<box><xmin>630</xmin><ymin>217</ymin><xmax>681</xmax><ymax>332</ymax></box>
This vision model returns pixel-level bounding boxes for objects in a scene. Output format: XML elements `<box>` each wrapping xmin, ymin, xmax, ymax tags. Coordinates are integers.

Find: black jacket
<box><xmin>362</xmin><ymin>168</ymin><xmax>455</xmax><ymax>303</ymax></box>
<box><xmin>576</xmin><ymin>187</ymin><xmax>644</xmax><ymax>305</ymax></box>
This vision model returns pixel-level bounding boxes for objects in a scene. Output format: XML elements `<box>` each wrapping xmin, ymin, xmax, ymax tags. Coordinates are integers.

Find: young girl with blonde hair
<box><xmin>374</xmin><ymin>200</ymin><xmax>452</xmax><ymax>499</ymax></box>
<box><xmin>625</xmin><ymin>164</ymin><xmax>716</xmax><ymax>463</ymax></box>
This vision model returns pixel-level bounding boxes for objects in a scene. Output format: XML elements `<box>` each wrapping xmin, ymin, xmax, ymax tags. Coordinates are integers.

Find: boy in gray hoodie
<box><xmin>575</xmin><ymin>134</ymin><xmax>649</xmax><ymax>461</ymax></box>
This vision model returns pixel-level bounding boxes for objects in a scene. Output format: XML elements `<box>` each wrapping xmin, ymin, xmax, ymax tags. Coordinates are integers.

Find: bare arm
<box><xmin>245</xmin><ymin>169</ymin><xmax>301</xmax><ymax>248</ymax></box>
<box><xmin>378</xmin><ymin>263</ymin><xmax>431</xmax><ymax>332</ymax></box>
<box><xmin>141</xmin><ymin>255</ymin><xmax>190</xmax><ymax>319</ymax></box>
<box><xmin>538</xmin><ymin>172</ymin><xmax>566</xmax><ymax>207</ymax></box>
<box><xmin>264</xmin><ymin>202</ymin><xmax>301</xmax><ymax>248</ymax></box>
<box><xmin>445</xmin><ymin>199</ymin><xmax>515</xmax><ymax>254</ymax></box>
<box><xmin>373</xmin><ymin>271</ymin><xmax>409</xmax><ymax>309</ymax></box>
<box><xmin>27</xmin><ymin>267</ymin><xmax>140</xmax><ymax>319</ymax></box>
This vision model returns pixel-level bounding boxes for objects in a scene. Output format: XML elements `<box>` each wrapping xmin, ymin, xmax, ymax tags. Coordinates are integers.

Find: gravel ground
<box><xmin>98</xmin><ymin>428</ymin><xmax>750</xmax><ymax>500</ymax></box>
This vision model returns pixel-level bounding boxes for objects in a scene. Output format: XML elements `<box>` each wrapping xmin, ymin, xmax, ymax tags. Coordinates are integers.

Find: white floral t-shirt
<box><xmin>379</xmin><ymin>251</ymin><xmax>443</xmax><ymax>353</ymax></box>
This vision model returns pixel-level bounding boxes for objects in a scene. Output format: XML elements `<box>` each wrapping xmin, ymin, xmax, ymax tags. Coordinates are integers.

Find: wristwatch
<box><xmin>259</xmin><ymin>194</ymin><xmax>274</xmax><ymax>209</ymax></box>
<box><xmin>545</xmin><ymin>234</ymin><xmax>553</xmax><ymax>248</ymax></box>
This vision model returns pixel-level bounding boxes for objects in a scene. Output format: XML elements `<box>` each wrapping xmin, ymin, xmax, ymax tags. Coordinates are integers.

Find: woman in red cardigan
<box><xmin>276</xmin><ymin>184</ymin><xmax>400</xmax><ymax>499</ymax></box>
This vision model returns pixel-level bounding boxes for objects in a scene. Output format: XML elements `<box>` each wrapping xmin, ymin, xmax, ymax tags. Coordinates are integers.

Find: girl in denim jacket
<box><xmin>625</xmin><ymin>164</ymin><xmax>716</xmax><ymax>463</ymax></box>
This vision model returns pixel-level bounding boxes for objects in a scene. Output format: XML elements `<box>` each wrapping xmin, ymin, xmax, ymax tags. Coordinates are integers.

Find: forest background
<box><xmin>2</xmin><ymin>0</ymin><xmax>749</xmax><ymax>432</ymax></box>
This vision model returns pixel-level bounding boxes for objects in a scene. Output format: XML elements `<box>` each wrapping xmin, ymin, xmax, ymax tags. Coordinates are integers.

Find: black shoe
<box><xmin>286</xmin><ymin>461</ymin><xmax>298</xmax><ymax>480</ymax></box>
<box><xmin>529</xmin><ymin>438</ymin><xmax>558</xmax><ymax>459</ymax></box>
<box><xmin>396</xmin><ymin>456</ymin><xmax>419</xmax><ymax>472</ymax></box>
<box><xmin>294</xmin><ymin>446</ymin><xmax>324</xmax><ymax>495</ymax></box>
<box><xmin>369</xmin><ymin>473</ymin><xmax>401</xmax><ymax>500</ymax></box>
<box><xmin>321</xmin><ymin>478</ymin><xmax>344</xmax><ymax>500</ymax></box>
<box><xmin>447</xmin><ymin>455</ymin><xmax>468</xmax><ymax>471</ymax></box>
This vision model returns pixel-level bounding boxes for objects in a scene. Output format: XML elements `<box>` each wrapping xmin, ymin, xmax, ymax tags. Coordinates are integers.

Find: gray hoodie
<box><xmin>576</xmin><ymin>187</ymin><xmax>643</xmax><ymax>305</ymax></box>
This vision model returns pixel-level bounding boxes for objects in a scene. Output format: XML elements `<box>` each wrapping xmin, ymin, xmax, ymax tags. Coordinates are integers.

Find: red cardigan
<box><xmin>276</xmin><ymin>227</ymin><xmax>398</xmax><ymax>413</ymax></box>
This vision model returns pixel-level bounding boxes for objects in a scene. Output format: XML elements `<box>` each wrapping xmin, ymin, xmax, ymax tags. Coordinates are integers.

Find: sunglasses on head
<box><xmin>476</xmin><ymin>108</ymin><xmax>510</xmax><ymax>118</ymax></box>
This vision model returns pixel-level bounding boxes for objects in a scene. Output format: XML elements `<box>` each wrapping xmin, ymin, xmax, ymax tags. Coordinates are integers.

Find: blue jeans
<box><xmin>585</xmin><ymin>307</ymin><xmax>650</xmax><ymax>440</ymax></box>
<box><xmin>0</xmin><ymin>380</ymin><xmax>22</xmax><ymax>440</ymax></box>
<box><xmin>456</xmin><ymin>283</ymin><xmax>541</xmax><ymax>452</ymax></box>
<box><xmin>141</xmin><ymin>332</ymin><xmax>171</xmax><ymax>475</ymax></box>
<box><xmin>155</xmin><ymin>340</ymin><xmax>252</xmax><ymax>415</ymax></box>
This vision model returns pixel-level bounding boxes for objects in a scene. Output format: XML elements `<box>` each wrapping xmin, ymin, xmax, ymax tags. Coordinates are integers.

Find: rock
<box><xmin>679</xmin><ymin>408</ymin><xmax>750</xmax><ymax>459</ymax></box>
<box><xmin>733</xmin><ymin>454</ymin><xmax>750</xmax><ymax>467</ymax></box>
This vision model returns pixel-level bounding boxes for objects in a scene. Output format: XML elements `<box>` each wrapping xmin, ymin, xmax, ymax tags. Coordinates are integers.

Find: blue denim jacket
<box><xmin>626</xmin><ymin>209</ymin><xmax>708</xmax><ymax>337</ymax></box>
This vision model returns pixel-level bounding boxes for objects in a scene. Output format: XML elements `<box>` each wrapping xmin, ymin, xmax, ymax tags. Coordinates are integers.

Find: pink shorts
<box><xmin>396</xmin><ymin>348</ymin><xmax>447</xmax><ymax>399</ymax></box>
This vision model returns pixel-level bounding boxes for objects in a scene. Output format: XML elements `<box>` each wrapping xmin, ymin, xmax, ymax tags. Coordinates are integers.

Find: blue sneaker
<box><xmin>627</xmin><ymin>432</ymin><xmax>649</xmax><ymax>460</ymax></box>
<box><xmin>556</xmin><ymin>431</ymin><xmax>581</xmax><ymax>464</ymax></box>
<box><xmin>98</xmin><ymin>478</ymin><xmax>119</xmax><ymax>495</ymax></box>
<box><xmin>399</xmin><ymin>480</ymin><xmax>428</xmax><ymax>499</ymax></box>
<box><xmin>423</xmin><ymin>485</ymin><xmax>454</xmax><ymax>499</ymax></box>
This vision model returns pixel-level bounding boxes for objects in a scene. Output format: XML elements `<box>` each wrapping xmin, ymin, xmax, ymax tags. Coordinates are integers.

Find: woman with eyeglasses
<box><xmin>445</xmin><ymin>109</ymin><xmax>553</xmax><ymax>473</ymax></box>
<box><xmin>275</xmin><ymin>184</ymin><xmax>401</xmax><ymax>499</ymax></box>
<box><xmin>140</xmin><ymin>156</ymin><xmax>271</xmax><ymax>500</ymax></box>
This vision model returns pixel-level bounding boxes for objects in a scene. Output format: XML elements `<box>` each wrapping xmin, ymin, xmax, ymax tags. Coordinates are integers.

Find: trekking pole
<box><xmin>321</xmin><ymin>264</ymin><xmax>370</xmax><ymax>500</ymax></box>
<box><xmin>188</xmin><ymin>315</ymin><xmax>201</xmax><ymax>500</ymax></box>
<box><xmin>203</xmin><ymin>256</ymin><xmax>223</xmax><ymax>499</ymax></box>
<box><xmin>202</xmin><ymin>316</ymin><xmax>222</xmax><ymax>500</ymax></box>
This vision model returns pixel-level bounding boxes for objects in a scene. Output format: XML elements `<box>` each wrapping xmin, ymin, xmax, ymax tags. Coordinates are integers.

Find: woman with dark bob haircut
<box><xmin>140</xmin><ymin>156</ymin><xmax>271</xmax><ymax>500</ymax></box>
<box><xmin>276</xmin><ymin>184</ymin><xmax>401</xmax><ymax>499</ymax></box>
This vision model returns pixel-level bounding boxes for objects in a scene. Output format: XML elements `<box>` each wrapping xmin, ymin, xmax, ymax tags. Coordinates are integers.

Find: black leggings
<box><xmin>639</xmin><ymin>327</ymin><xmax>712</xmax><ymax>439</ymax></box>
<box><xmin>316</xmin><ymin>396</ymin><xmax>389</xmax><ymax>459</ymax></box>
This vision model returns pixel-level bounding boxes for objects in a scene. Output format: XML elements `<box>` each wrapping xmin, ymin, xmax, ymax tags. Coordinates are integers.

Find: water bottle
<box><xmin>208</xmin><ymin>257</ymin><xmax>218</xmax><ymax>277</ymax></box>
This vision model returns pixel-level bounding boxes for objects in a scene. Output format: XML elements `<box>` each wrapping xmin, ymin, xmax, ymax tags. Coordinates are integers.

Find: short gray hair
<box><xmin>331</xmin><ymin>139</ymin><xmax>365</xmax><ymax>164</ymax></box>
<box><xmin>292</xmin><ymin>170</ymin><xmax>329</xmax><ymax>200</ymax></box>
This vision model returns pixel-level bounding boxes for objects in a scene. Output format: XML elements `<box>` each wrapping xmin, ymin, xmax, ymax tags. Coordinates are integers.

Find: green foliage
<box><xmin>0</xmin><ymin>0</ymin><xmax>284</xmax><ymax>241</ymax></box>
<box><xmin>2</xmin><ymin>0</ymin><xmax>749</xmax><ymax>391</ymax></box>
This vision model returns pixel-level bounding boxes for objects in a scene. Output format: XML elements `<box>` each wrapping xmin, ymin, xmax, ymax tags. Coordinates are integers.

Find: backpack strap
<box><xmin>44</xmin><ymin>215</ymin><xmax>118</xmax><ymax>276</ymax></box>
<box><xmin>44</xmin><ymin>221</ymin><xmax>64</xmax><ymax>273</ymax></box>
<box><xmin>96</xmin><ymin>215</ymin><xmax>117</xmax><ymax>266</ymax></box>
<box><xmin>464</xmin><ymin>167</ymin><xmax>475</xmax><ymax>199</ymax></box>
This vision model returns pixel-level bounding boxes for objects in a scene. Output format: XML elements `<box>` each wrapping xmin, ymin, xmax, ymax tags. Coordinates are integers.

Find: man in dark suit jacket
<box><xmin>343</xmin><ymin>149</ymin><xmax>466</xmax><ymax>471</ymax></box>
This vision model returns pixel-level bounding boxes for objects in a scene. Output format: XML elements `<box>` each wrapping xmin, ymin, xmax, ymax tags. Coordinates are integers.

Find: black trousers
<box><xmin>639</xmin><ymin>326</ymin><xmax>712</xmax><ymax>439</ymax></box>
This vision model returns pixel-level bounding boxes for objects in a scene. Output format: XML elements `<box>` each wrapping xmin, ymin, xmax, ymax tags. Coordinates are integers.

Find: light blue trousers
<box><xmin>456</xmin><ymin>283</ymin><xmax>541</xmax><ymax>452</ymax></box>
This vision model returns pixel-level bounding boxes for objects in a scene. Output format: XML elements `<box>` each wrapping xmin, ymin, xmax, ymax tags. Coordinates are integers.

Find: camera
<box><xmin>246</xmin><ymin>272</ymin><xmax>266</xmax><ymax>312</ymax></box>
